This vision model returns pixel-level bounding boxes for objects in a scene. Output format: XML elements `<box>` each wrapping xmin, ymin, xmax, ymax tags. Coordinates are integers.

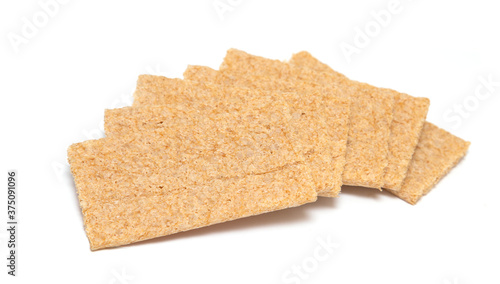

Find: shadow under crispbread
<box><xmin>68</xmin><ymin>102</ymin><xmax>317</xmax><ymax>250</ymax></box>
<box><xmin>102</xmin><ymin>196</ymin><xmax>338</xmax><ymax>250</ymax></box>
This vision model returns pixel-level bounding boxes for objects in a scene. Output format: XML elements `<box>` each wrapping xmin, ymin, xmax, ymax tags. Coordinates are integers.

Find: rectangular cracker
<box><xmin>215</xmin><ymin>49</ymin><xmax>394</xmax><ymax>189</ymax></box>
<box><xmin>183</xmin><ymin>67</ymin><xmax>350</xmax><ymax>197</ymax></box>
<box><xmin>134</xmin><ymin>74</ymin><xmax>350</xmax><ymax>197</ymax></box>
<box><xmin>106</xmin><ymin>89</ymin><xmax>302</xmax><ymax>176</ymax></box>
<box><xmin>387</xmin><ymin>122</ymin><xmax>470</xmax><ymax>205</ymax></box>
<box><xmin>289</xmin><ymin>51</ymin><xmax>430</xmax><ymax>191</ymax></box>
<box><xmin>68</xmin><ymin>104</ymin><xmax>317</xmax><ymax>250</ymax></box>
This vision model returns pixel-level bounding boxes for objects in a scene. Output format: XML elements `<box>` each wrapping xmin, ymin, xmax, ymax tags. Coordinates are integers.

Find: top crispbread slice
<box><xmin>387</xmin><ymin>122</ymin><xmax>470</xmax><ymax>205</ymax></box>
<box><xmin>133</xmin><ymin>74</ymin><xmax>349</xmax><ymax>197</ymax></box>
<box><xmin>68</xmin><ymin>103</ymin><xmax>317</xmax><ymax>250</ymax></box>
<box><xmin>289</xmin><ymin>51</ymin><xmax>430</xmax><ymax>191</ymax></box>
<box><xmin>217</xmin><ymin>49</ymin><xmax>393</xmax><ymax>189</ymax></box>
<box><xmin>183</xmin><ymin>66</ymin><xmax>350</xmax><ymax>197</ymax></box>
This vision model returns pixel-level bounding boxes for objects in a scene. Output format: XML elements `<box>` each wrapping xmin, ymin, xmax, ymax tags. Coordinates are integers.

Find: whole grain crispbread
<box><xmin>134</xmin><ymin>73</ymin><xmax>350</xmax><ymax>197</ymax></box>
<box><xmin>68</xmin><ymin>104</ymin><xmax>317</xmax><ymax>250</ymax></box>
<box><xmin>217</xmin><ymin>49</ymin><xmax>394</xmax><ymax>189</ymax></box>
<box><xmin>289</xmin><ymin>51</ymin><xmax>430</xmax><ymax>191</ymax></box>
<box><xmin>387</xmin><ymin>122</ymin><xmax>470</xmax><ymax>205</ymax></box>
<box><xmin>106</xmin><ymin>89</ymin><xmax>305</xmax><ymax>177</ymax></box>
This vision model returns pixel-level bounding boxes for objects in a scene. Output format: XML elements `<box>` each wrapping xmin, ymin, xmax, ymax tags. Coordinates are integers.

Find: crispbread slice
<box><xmin>68</xmin><ymin>104</ymin><xmax>317</xmax><ymax>250</ymax></box>
<box><xmin>134</xmin><ymin>74</ymin><xmax>350</xmax><ymax>197</ymax></box>
<box><xmin>216</xmin><ymin>49</ymin><xmax>394</xmax><ymax>189</ymax></box>
<box><xmin>387</xmin><ymin>122</ymin><xmax>470</xmax><ymax>205</ymax></box>
<box><xmin>289</xmin><ymin>51</ymin><xmax>430</xmax><ymax>191</ymax></box>
<box><xmin>106</xmin><ymin>91</ymin><xmax>302</xmax><ymax>177</ymax></box>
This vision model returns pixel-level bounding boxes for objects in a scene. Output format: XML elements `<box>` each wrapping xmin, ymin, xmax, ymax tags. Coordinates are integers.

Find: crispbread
<box><xmin>68</xmin><ymin>104</ymin><xmax>317</xmax><ymax>250</ymax></box>
<box><xmin>216</xmin><ymin>49</ymin><xmax>394</xmax><ymax>189</ymax></box>
<box><xmin>289</xmin><ymin>51</ymin><xmax>430</xmax><ymax>191</ymax></box>
<box><xmin>106</xmin><ymin>90</ymin><xmax>302</xmax><ymax>177</ymax></box>
<box><xmin>135</xmin><ymin>74</ymin><xmax>350</xmax><ymax>197</ymax></box>
<box><xmin>387</xmin><ymin>122</ymin><xmax>470</xmax><ymax>205</ymax></box>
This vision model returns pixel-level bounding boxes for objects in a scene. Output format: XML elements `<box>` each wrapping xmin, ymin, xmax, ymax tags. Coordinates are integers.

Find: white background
<box><xmin>1</xmin><ymin>0</ymin><xmax>499</xmax><ymax>283</ymax></box>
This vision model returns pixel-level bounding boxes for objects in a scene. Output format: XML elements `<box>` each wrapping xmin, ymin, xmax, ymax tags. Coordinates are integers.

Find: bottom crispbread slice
<box><xmin>288</xmin><ymin>51</ymin><xmax>430</xmax><ymax>191</ymax></box>
<box><xmin>134</xmin><ymin>73</ymin><xmax>350</xmax><ymax>197</ymax></box>
<box><xmin>387</xmin><ymin>122</ymin><xmax>470</xmax><ymax>205</ymax></box>
<box><xmin>218</xmin><ymin>49</ymin><xmax>393</xmax><ymax>189</ymax></box>
<box><xmin>68</xmin><ymin>105</ymin><xmax>316</xmax><ymax>250</ymax></box>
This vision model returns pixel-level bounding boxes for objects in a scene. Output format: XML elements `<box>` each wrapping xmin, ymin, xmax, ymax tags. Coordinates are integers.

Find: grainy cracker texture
<box><xmin>289</xmin><ymin>51</ymin><xmax>430</xmax><ymax>191</ymax></box>
<box><xmin>216</xmin><ymin>49</ymin><xmax>394</xmax><ymax>189</ymax></box>
<box><xmin>183</xmin><ymin>65</ymin><xmax>219</xmax><ymax>82</ymax></box>
<box><xmin>387</xmin><ymin>122</ymin><xmax>470</xmax><ymax>205</ymax></box>
<box><xmin>106</xmin><ymin>89</ymin><xmax>302</xmax><ymax>176</ymax></box>
<box><xmin>137</xmin><ymin>72</ymin><xmax>350</xmax><ymax>197</ymax></box>
<box><xmin>68</xmin><ymin>104</ymin><xmax>317</xmax><ymax>250</ymax></box>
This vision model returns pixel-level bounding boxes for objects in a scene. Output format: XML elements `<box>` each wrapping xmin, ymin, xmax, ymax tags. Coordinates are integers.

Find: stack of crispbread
<box><xmin>68</xmin><ymin>49</ymin><xmax>470</xmax><ymax>250</ymax></box>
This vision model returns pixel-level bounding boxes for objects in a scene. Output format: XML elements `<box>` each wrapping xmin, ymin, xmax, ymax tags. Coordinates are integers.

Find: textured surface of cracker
<box><xmin>382</xmin><ymin>91</ymin><xmax>429</xmax><ymax>190</ymax></box>
<box><xmin>133</xmin><ymin>76</ymin><xmax>205</xmax><ymax>107</ymax></box>
<box><xmin>68</xmin><ymin>106</ymin><xmax>317</xmax><ymax>250</ymax></box>
<box><xmin>289</xmin><ymin>51</ymin><xmax>430</xmax><ymax>191</ymax></box>
<box><xmin>183</xmin><ymin>65</ymin><xmax>350</xmax><ymax>197</ymax></box>
<box><xmin>219</xmin><ymin>49</ymin><xmax>393</xmax><ymax>189</ymax></box>
<box><xmin>183</xmin><ymin>65</ymin><xmax>219</xmax><ymax>82</ymax></box>
<box><xmin>106</xmin><ymin>92</ymin><xmax>303</xmax><ymax>176</ymax></box>
<box><xmin>387</xmin><ymin>122</ymin><xmax>470</xmax><ymax>205</ymax></box>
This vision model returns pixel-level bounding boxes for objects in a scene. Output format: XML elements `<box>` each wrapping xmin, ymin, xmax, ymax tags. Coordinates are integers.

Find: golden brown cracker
<box><xmin>106</xmin><ymin>91</ymin><xmax>303</xmax><ymax>177</ymax></box>
<box><xmin>289</xmin><ymin>51</ymin><xmax>429</xmax><ymax>191</ymax></box>
<box><xmin>219</xmin><ymin>49</ymin><xmax>393</xmax><ymax>189</ymax></box>
<box><xmin>68</xmin><ymin>105</ymin><xmax>317</xmax><ymax>250</ymax></box>
<box><xmin>382</xmin><ymin>91</ymin><xmax>430</xmax><ymax>190</ymax></box>
<box><xmin>183</xmin><ymin>66</ymin><xmax>350</xmax><ymax>197</ymax></box>
<box><xmin>387</xmin><ymin>122</ymin><xmax>470</xmax><ymax>205</ymax></box>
